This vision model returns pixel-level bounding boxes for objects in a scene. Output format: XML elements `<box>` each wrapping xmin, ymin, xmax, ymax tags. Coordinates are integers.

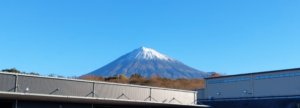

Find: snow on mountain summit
<box><xmin>124</xmin><ymin>46</ymin><xmax>175</xmax><ymax>61</ymax></box>
<box><xmin>84</xmin><ymin>47</ymin><xmax>210</xmax><ymax>79</ymax></box>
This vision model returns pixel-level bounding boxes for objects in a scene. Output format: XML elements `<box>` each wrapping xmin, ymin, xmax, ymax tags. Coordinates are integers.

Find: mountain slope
<box><xmin>84</xmin><ymin>47</ymin><xmax>210</xmax><ymax>79</ymax></box>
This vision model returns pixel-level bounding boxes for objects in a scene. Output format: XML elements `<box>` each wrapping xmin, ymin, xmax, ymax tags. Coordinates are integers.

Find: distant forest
<box><xmin>1</xmin><ymin>68</ymin><xmax>222</xmax><ymax>90</ymax></box>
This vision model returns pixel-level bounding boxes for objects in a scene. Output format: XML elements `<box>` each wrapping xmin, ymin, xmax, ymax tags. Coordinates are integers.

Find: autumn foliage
<box><xmin>210</xmin><ymin>73</ymin><xmax>222</xmax><ymax>77</ymax></box>
<box><xmin>81</xmin><ymin>74</ymin><xmax>205</xmax><ymax>90</ymax></box>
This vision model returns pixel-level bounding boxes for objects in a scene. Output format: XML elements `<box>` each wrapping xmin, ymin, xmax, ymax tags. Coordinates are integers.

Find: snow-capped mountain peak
<box><xmin>84</xmin><ymin>47</ymin><xmax>210</xmax><ymax>79</ymax></box>
<box><xmin>126</xmin><ymin>46</ymin><xmax>175</xmax><ymax>61</ymax></box>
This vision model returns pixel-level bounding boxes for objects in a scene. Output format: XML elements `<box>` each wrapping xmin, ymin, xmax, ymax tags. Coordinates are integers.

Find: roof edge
<box><xmin>205</xmin><ymin>67</ymin><xmax>300</xmax><ymax>79</ymax></box>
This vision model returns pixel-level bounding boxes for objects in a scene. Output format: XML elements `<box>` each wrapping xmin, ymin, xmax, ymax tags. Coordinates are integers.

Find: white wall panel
<box><xmin>151</xmin><ymin>89</ymin><xmax>195</xmax><ymax>105</ymax></box>
<box><xmin>95</xmin><ymin>83</ymin><xmax>150</xmax><ymax>101</ymax></box>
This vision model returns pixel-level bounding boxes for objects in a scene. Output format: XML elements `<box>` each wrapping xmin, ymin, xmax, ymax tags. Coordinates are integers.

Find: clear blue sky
<box><xmin>1</xmin><ymin>0</ymin><xmax>300</xmax><ymax>77</ymax></box>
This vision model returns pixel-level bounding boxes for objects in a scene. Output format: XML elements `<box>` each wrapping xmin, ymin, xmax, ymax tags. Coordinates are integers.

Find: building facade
<box><xmin>203</xmin><ymin>68</ymin><xmax>300</xmax><ymax>99</ymax></box>
<box><xmin>0</xmin><ymin>72</ymin><xmax>208</xmax><ymax>108</ymax></box>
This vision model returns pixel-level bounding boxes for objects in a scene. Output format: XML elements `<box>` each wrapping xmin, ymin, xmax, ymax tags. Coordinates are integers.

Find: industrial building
<box><xmin>198</xmin><ymin>68</ymin><xmax>300</xmax><ymax>100</ymax></box>
<box><xmin>0</xmin><ymin>72</ymin><xmax>209</xmax><ymax>108</ymax></box>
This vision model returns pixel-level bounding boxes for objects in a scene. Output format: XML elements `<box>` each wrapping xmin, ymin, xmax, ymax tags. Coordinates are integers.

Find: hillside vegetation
<box><xmin>1</xmin><ymin>68</ymin><xmax>222</xmax><ymax>90</ymax></box>
<box><xmin>81</xmin><ymin>74</ymin><xmax>205</xmax><ymax>90</ymax></box>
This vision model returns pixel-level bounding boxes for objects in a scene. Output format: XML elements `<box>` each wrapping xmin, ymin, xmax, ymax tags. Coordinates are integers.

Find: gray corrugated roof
<box><xmin>0</xmin><ymin>72</ymin><xmax>196</xmax><ymax>93</ymax></box>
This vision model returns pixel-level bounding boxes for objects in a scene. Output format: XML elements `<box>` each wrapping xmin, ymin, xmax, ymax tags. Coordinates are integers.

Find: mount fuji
<box><xmin>84</xmin><ymin>47</ymin><xmax>210</xmax><ymax>79</ymax></box>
